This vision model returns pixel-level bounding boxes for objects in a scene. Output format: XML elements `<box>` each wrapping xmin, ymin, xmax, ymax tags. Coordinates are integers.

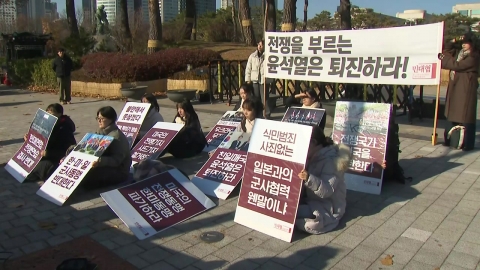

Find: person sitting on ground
<box><xmin>136</xmin><ymin>93</ymin><xmax>164</xmax><ymax>145</ymax></box>
<box><xmin>166</xmin><ymin>99</ymin><xmax>207</xmax><ymax>159</ymax></box>
<box><xmin>296</xmin><ymin>126</ymin><xmax>351</xmax><ymax>235</ymax></box>
<box><xmin>79</xmin><ymin>106</ymin><xmax>132</xmax><ymax>189</ymax></box>
<box><xmin>233</xmin><ymin>83</ymin><xmax>264</xmax><ymax>118</ymax></box>
<box><xmin>24</xmin><ymin>103</ymin><xmax>76</xmax><ymax>182</ymax></box>
<box><xmin>285</xmin><ymin>88</ymin><xmax>326</xmax><ymax>129</ymax></box>
<box><xmin>238</xmin><ymin>98</ymin><xmax>259</xmax><ymax>133</ymax></box>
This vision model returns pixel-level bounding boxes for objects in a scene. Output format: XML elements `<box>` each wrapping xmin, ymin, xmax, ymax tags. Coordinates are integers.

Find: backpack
<box><xmin>447</xmin><ymin>125</ymin><xmax>466</xmax><ymax>149</ymax></box>
<box><xmin>384</xmin><ymin>119</ymin><xmax>412</xmax><ymax>184</ymax></box>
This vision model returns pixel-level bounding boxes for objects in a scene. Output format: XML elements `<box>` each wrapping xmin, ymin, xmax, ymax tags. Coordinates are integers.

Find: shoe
<box><xmin>66</xmin><ymin>101</ymin><xmax>71</xmax><ymax>104</ymax></box>
<box><xmin>462</xmin><ymin>148</ymin><xmax>474</xmax><ymax>152</ymax></box>
<box><xmin>61</xmin><ymin>101</ymin><xmax>66</xmax><ymax>105</ymax></box>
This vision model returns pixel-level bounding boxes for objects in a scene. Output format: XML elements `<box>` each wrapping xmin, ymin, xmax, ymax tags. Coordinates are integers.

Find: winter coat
<box><xmin>441</xmin><ymin>41</ymin><xmax>479</xmax><ymax>124</ymax></box>
<box><xmin>245</xmin><ymin>51</ymin><xmax>265</xmax><ymax>84</ymax></box>
<box><xmin>96</xmin><ymin>124</ymin><xmax>132</xmax><ymax>176</ymax></box>
<box><xmin>52</xmin><ymin>55</ymin><xmax>73</xmax><ymax>77</ymax></box>
<box><xmin>296</xmin><ymin>144</ymin><xmax>352</xmax><ymax>235</ymax></box>
<box><xmin>44</xmin><ymin>115</ymin><xmax>76</xmax><ymax>162</ymax></box>
<box><xmin>138</xmin><ymin>109</ymin><xmax>164</xmax><ymax>138</ymax></box>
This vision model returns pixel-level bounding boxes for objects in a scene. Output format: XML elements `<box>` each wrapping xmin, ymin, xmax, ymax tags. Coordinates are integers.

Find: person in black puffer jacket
<box><xmin>25</xmin><ymin>103</ymin><xmax>76</xmax><ymax>182</ymax></box>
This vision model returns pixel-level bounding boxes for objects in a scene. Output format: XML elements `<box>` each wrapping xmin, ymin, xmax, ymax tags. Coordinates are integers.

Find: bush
<box><xmin>11</xmin><ymin>57</ymin><xmax>82</xmax><ymax>89</ymax></box>
<box><xmin>81</xmin><ymin>48</ymin><xmax>221</xmax><ymax>83</ymax></box>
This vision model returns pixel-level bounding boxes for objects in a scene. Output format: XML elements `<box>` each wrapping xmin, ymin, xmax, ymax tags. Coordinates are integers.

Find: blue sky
<box><xmin>55</xmin><ymin>0</ymin><xmax>480</xmax><ymax>18</ymax></box>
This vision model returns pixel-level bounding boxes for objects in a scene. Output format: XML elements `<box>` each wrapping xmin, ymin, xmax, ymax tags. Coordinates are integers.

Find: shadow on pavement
<box><xmin>0</xmin><ymin>101</ymin><xmax>42</xmax><ymax>107</ymax></box>
<box><xmin>0</xmin><ymin>138</ymin><xmax>24</xmax><ymax>147</ymax></box>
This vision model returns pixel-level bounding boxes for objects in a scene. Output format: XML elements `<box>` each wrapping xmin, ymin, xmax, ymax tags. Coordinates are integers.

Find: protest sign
<box><xmin>5</xmin><ymin>109</ymin><xmax>58</xmax><ymax>183</ymax></box>
<box><xmin>130</xmin><ymin>122</ymin><xmax>183</xmax><ymax>166</ymax></box>
<box><xmin>282</xmin><ymin>107</ymin><xmax>326</xmax><ymax>127</ymax></box>
<box><xmin>332</xmin><ymin>101</ymin><xmax>391</xmax><ymax>195</ymax></box>
<box><xmin>36</xmin><ymin>133</ymin><xmax>114</xmax><ymax>206</ymax></box>
<box><xmin>116</xmin><ymin>102</ymin><xmax>151</xmax><ymax>148</ymax></box>
<box><xmin>234</xmin><ymin>119</ymin><xmax>312</xmax><ymax>242</ymax></box>
<box><xmin>192</xmin><ymin>132</ymin><xmax>251</xmax><ymax>199</ymax></box>
<box><xmin>101</xmin><ymin>169</ymin><xmax>216</xmax><ymax>240</ymax></box>
<box><xmin>264</xmin><ymin>22</ymin><xmax>443</xmax><ymax>85</ymax></box>
<box><xmin>203</xmin><ymin>111</ymin><xmax>243</xmax><ymax>152</ymax></box>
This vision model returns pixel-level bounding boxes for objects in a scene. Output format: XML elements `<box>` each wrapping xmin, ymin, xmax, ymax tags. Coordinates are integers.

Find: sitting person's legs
<box><xmin>80</xmin><ymin>167</ymin><xmax>128</xmax><ymax>190</ymax></box>
<box><xmin>25</xmin><ymin>159</ymin><xmax>58</xmax><ymax>182</ymax></box>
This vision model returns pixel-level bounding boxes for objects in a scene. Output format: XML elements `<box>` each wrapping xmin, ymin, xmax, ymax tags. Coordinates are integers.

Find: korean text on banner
<box><xmin>5</xmin><ymin>109</ymin><xmax>58</xmax><ymax>183</ymax></box>
<box><xmin>36</xmin><ymin>133</ymin><xmax>114</xmax><ymax>206</ymax></box>
<box><xmin>116</xmin><ymin>102</ymin><xmax>151</xmax><ymax>149</ymax></box>
<box><xmin>332</xmin><ymin>101</ymin><xmax>391</xmax><ymax>195</ymax></box>
<box><xmin>203</xmin><ymin>111</ymin><xmax>243</xmax><ymax>152</ymax></box>
<box><xmin>192</xmin><ymin>131</ymin><xmax>251</xmax><ymax>199</ymax></box>
<box><xmin>131</xmin><ymin>122</ymin><xmax>183</xmax><ymax>166</ymax></box>
<box><xmin>234</xmin><ymin>119</ymin><xmax>312</xmax><ymax>242</ymax></box>
<box><xmin>282</xmin><ymin>107</ymin><xmax>326</xmax><ymax>127</ymax></box>
<box><xmin>101</xmin><ymin>169</ymin><xmax>216</xmax><ymax>240</ymax></box>
<box><xmin>264</xmin><ymin>22</ymin><xmax>444</xmax><ymax>85</ymax></box>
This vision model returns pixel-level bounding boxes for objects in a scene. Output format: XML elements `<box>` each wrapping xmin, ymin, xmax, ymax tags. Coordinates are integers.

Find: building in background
<box><xmin>0</xmin><ymin>0</ymin><xmax>18</xmax><ymax>32</ymax></box>
<box><xmin>82</xmin><ymin>0</ymin><xmax>96</xmax><ymax>25</ymax></box>
<box><xmin>45</xmin><ymin>0</ymin><xmax>59</xmax><ymax>20</ymax></box>
<box><xmin>193</xmin><ymin>0</ymin><xmax>216</xmax><ymax>17</ymax></box>
<box><xmin>396</xmin><ymin>9</ymin><xmax>432</xmax><ymax>25</ymax></box>
<box><xmin>221</xmin><ymin>0</ymin><xmax>276</xmax><ymax>10</ymax></box>
<box><xmin>27</xmin><ymin>0</ymin><xmax>45</xmax><ymax>21</ymax></box>
<box><xmin>452</xmin><ymin>3</ymin><xmax>480</xmax><ymax>18</ymax></box>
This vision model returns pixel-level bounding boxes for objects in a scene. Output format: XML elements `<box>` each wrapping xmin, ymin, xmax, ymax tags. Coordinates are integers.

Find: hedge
<box><xmin>81</xmin><ymin>48</ymin><xmax>221</xmax><ymax>83</ymax></box>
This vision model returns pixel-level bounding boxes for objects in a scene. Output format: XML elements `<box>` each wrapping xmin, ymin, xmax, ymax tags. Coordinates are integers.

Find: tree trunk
<box><xmin>192</xmin><ymin>14</ymin><xmax>197</xmax><ymax>40</ymax></box>
<box><xmin>239</xmin><ymin>0</ymin><xmax>256</xmax><ymax>46</ymax></box>
<box><xmin>66</xmin><ymin>0</ymin><xmax>79</xmax><ymax>37</ymax></box>
<box><xmin>282</xmin><ymin>0</ymin><xmax>296</xmax><ymax>32</ymax></box>
<box><xmin>147</xmin><ymin>0</ymin><xmax>162</xmax><ymax>54</ymax></box>
<box><xmin>183</xmin><ymin>0</ymin><xmax>196</xmax><ymax>39</ymax></box>
<box><xmin>119</xmin><ymin>0</ymin><xmax>132</xmax><ymax>51</ymax></box>
<box><xmin>302</xmin><ymin>0</ymin><xmax>308</xmax><ymax>31</ymax></box>
<box><xmin>340</xmin><ymin>0</ymin><xmax>352</xmax><ymax>30</ymax></box>
<box><xmin>134</xmin><ymin>0</ymin><xmax>142</xmax><ymax>29</ymax></box>
<box><xmin>232</xmin><ymin>1</ymin><xmax>238</xmax><ymax>42</ymax></box>
<box><xmin>265</xmin><ymin>0</ymin><xmax>276</xmax><ymax>32</ymax></box>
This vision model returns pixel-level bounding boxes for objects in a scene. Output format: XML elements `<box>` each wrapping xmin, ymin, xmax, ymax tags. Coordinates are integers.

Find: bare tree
<box><xmin>339</xmin><ymin>0</ymin><xmax>352</xmax><ymax>30</ymax></box>
<box><xmin>118</xmin><ymin>0</ymin><xmax>132</xmax><ymax>51</ymax></box>
<box><xmin>282</xmin><ymin>0</ymin><xmax>296</xmax><ymax>32</ymax></box>
<box><xmin>265</xmin><ymin>0</ymin><xmax>276</xmax><ymax>32</ymax></box>
<box><xmin>302</xmin><ymin>0</ymin><xmax>308</xmax><ymax>31</ymax></box>
<box><xmin>183</xmin><ymin>0</ymin><xmax>196</xmax><ymax>39</ymax></box>
<box><xmin>66</xmin><ymin>0</ymin><xmax>79</xmax><ymax>36</ymax></box>
<box><xmin>239</xmin><ymin>0</ymin><xmax>256</xmax><ymax>46</ymax></box>
<box><xmin>147</xmin><ymin>0</ymin><xmax>162</xmax><ymax>54</ymax></box>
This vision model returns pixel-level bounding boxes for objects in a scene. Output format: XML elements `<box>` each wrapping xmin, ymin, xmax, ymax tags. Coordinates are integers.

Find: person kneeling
<box><xmin>295</xmin><ymin>126</ymin><xmax>352</xmax><ymax>235</ymax></box>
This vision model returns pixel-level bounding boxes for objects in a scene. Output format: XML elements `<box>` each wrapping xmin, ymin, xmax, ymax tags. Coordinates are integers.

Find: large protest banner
<box><xmin>101</xmin><ymin>169</ymin><xmax>216</xmax><ymax>240</ymax></box>
<box><xmin>203</xmin><ymin>111</ymin><xmax>243</xmax><ymax>152</ymax></box>
<box><xmin>234</xmin><ymin>119</ymin><xmax>312</xmax><ymax>242</ymax></box>
<box><xmin>5</xmin><ymin>109</ymin><xmax>58</xmax><ymax>183</ymax></box>
<box><xmin>282</xmin><ymin>107</ymin><xmax>326</xmax><ymax>127</ymax></box>
<box><xmin>264</xmin><ymin>23</ymin><xmax>443</xmax><ymax>85</ymax></box>
<box><xmin>192</xmin><ymin>131</ymin><xmax>251</xmax><ymax>199</ymax></box>
<box><xmin>130</xmin><ymin>122</ymin><xmax>184</xmax><ymax>166</ymax></box>
<box><xmin>36</xmin><ymin>133</ymin><xmax>114</xmax><ymax>206</ymax></box>
<box><xmin>332</xmin><ymin>101</ymin><xmax>391</xmax><ymax>195</ymax></box>
<box><xmin>116</xmin><ymin>102</ymin><xmax>151</xmax><ymax>148</ymax></box>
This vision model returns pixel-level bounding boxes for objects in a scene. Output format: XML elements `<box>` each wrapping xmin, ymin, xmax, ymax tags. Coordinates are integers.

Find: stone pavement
<box><xmin>1</xmin><ymin>87</ymin><xmax>480</xmax><ymax>270</ymax></box>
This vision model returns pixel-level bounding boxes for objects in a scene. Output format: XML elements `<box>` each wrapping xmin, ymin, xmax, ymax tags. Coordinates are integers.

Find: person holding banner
<box><xmin>246</xmin><ymin>40</ymin><xmax>270</xmax><ymax>119</ymax></box>
<box><xmin>285</xmin><ymin>88</ymin><xmax>326</xmax><ymax>130</ymax></box>
<box><xmin>81</xmin><ymin>106</ymin><xmax>132</xmax><ymax>189</ymax></box>
<box><xmin>296</xmin><ymin>126</ymin><xmax>351</xmax><ymax>235</ymax></box>
<box><xmin>439</xmin><ymin>33</ymin><xmax>479</xmax><ymax>151</ymax></box>
<box><xmin>137</xmin><ymin>93</ymin><xmax>165</xmax><ymax>144</ymax></box>
<box><xmin>233</xmin><ymin>83</ymin><xmax>264</xmax><ymax>118</ymax></box>
<box><xmin>167</xmin><ymin>99</ymin><xmax>207</xmax><ymax>159</ymax></box>
<box><xmin>24</xmin><ymin>103</ymin><xmax>76</xmax><ymax>182</ymax></box>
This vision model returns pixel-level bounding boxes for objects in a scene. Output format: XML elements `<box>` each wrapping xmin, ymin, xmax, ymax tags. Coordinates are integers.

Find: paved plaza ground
<box><xmin>1</xmin><ymin>87</ymin><xmax>480</xmax><ymax>270</ymax></box>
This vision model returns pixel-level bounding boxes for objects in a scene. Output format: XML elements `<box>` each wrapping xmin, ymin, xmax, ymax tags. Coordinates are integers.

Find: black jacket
<box><xmin>52</xmin><ymin>55</ymin><xmax>73</xmax><ymax>77</ymax></box>
<box><xmin>45</xmin><ymin>115</ymin><xmax>76</xmax><ymax>162</ymax></box>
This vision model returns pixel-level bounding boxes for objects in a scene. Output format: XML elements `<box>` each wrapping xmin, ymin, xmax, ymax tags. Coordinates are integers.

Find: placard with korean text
<box><xmin>203</xmin><ymin>111</ymin><xmax>243</xmax><ymax>152</ymax></box>
<box><xmin>332</xmin><ymin>101</ymin><xmax>391</xmax><ymax>195</ymax></box>
<box><xmin>192</xmin><ymin>132</ymin><xmax>251</xmax><ymax>199</ymax></box>
<box><xmin>101</xmin><ymin>169</ymin><xmax>216</xmax><ymax>240</ymax></box>
<box><xmin>234</xmin><ymin>119</ymin><xmax>312</xmax><ymax>242</ymax></box>
<box><xmin>36</xmin><ymin>133</ymin><xmax>114</xmax><ymax>206</ymax></box>
<box><xmin>116</xmin><ymin>102</ymin><xmax>151</xmax><ymax>149</ymax></box>
<box><xmin>264</xmin><ymin>23</ymin><xmax>443</xmax><ymax>85</ymax></box>
<box><xmin>6</xmin><ymin>109</ymin><xmax>58</xmax><ymax>183</ymax></box>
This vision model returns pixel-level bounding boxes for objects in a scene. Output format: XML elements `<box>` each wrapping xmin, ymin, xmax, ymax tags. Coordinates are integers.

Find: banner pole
<box><xmin>263</xmin><ymin>78</ymin><xmax>267</xmax><ymax>118</ymax></box>
<box><xmin>431</xmin><ymin>84</ymin><xmax>441</xmax><ymax>145</ymax></box>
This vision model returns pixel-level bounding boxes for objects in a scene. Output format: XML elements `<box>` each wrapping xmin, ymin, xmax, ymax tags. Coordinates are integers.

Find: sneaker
<box><xmin>66</xmin><ymin>101</ymin><xmax>71</xmax><ymax>104</ymax></box>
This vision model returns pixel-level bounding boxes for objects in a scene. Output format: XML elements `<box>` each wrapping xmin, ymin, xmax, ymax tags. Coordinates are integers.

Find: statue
<box><xmin>95</xmin><ymin>5</ymin><xmax>109</xmax><ymax>35</ymax></box>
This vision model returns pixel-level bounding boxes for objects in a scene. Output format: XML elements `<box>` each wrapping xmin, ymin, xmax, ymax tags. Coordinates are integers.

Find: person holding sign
<box><xmin>438</xmin><ymin>33</ymin><xmax>479</xmax><ymax>151</ymax></box>
<box><xmin>81</xmin><ymin>106</ymin><xmax>132</xmax><ymax>189</ymax></box>
<box><xmin>233</xmin><ymin>83</ymin><xmax>264</xmax><ymax>118</ymax></box>
<box><xmin>24</xmin><ymin>103</ymin><xmax>76</xmax><ymax>182</ymax></box>
<box><xmin>296</xmin><ymin>126</ymin><xmax>351</xmax><ymax>235</ymax></box>
<box><xmin>285</xmin><ymin>88</ymin><xmax>326</xmax><ymax>130</ymax></box>
<box><xmin>136</xmin><ymin>93</ymin><xmax>165</xmax><ymax>144</ymax></box>
<box><xmin>167</xmin><ymin>99</ymin><xmax>207</xmax><ymax>159</ymax></box>
<box><xmin>246</xmin><ymin>40</ymin><xmax>270</xmax><ymax>119</ymax></box>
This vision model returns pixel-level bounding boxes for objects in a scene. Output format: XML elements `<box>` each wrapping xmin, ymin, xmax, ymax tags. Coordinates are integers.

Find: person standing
<box><xmin>439</xmin><ymin>33</ymin><xmax>479</xmax><ymax>151</ymax></box>
<box><xmin>52</xmin><ymin>48</ymin><xmax>73</xmax><ymax>105</ymax></box>
<box><xmin>245</xmin><ymin>40</ymin><xmax>270</xmax><ymax>119</ymax></box>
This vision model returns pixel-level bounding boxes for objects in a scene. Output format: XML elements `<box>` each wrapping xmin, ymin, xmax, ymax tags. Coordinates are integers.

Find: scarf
<box><xmin>450</xmin><ymin>49</ymin><xmax>470</xmax><ymax>80</ymax></box>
